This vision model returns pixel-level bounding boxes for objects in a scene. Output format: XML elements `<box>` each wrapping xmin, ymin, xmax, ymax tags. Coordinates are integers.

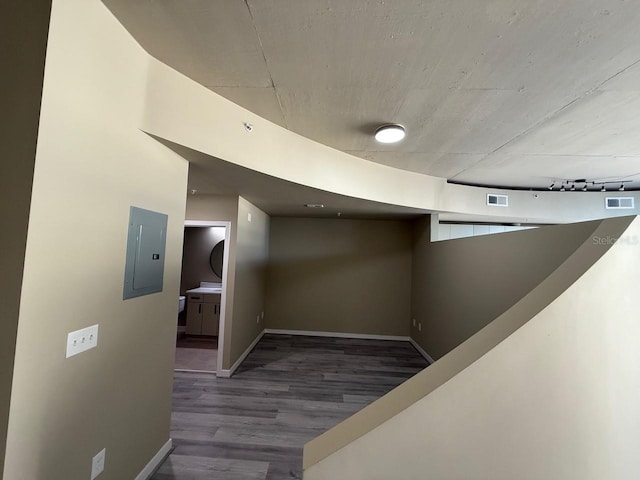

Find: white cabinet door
<box><xmin>201</xmin><ymin>303</ymin><xmax>219</xmax><ymax>336</ymax></box>
<box><xmin>185</xmin><ymin>302</ymin><xmax>202</xmax><ymax>335</ymax></box>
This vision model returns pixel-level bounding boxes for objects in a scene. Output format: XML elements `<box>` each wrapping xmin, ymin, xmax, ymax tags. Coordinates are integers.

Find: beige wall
<box><xmin>266</xmin><ymin>217</ymin><xmax>412</xmax><ymax>336</ymax></box>
<box><xmin>184</xmin><ymin>195</ymin><xmax>269</xmax><ymax>370</ymax></box>
<box><xmin>305</xmin><ymin>216</ymin><xmax>640</xmax><ymax>480</ymax></box>
<box><xmin>180</xmin><ymin>226</ymin><xmax>226</xmax><ymax>294</ymax></box>
<box><xmin>0</xmin><ymin>1</ymin><xmax>52</xmax><ymax>473</ymax></box>
<box><xmin>229</xmin><ymin>197</ymin><xmax>270</xmax><ymax>366</ymax></box>
<box><xmin>411</xmin><ymin>216</ymin><xmax>604</xmax><ymax>359</ymax></box>
<box><xmin>3</xmin><ymin>1</ymin><xmax>188</xmax><ymax>479</ymax></box>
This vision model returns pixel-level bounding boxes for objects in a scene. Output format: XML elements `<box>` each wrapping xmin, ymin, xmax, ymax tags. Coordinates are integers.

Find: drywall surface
<box><xmin>185</xmin><ymin>194</ymin><xmax>239</xmax><ymax>370</ymax></box>
<box><xmin>0</xmin><ymin>0</ymin><xmax>52</xmax><ymax>473</ymax></box>
<box><xmin>3</xmin><ymin>1</ymin><xmax>188</xmax><ymax>479</ymax></box>
<box><xmin>180</xmin><ymin>226</ymin><xmax>226</xmax><ymax>293</ymax></box>
<box><xmin>266</xmin><ymin>217</ymin><xmax>412</xmax><ymax>336</ymax></box>
<box><xmin>411</xmin><ymin>216</ymin><xmax>605</xmax><ymax>359</ymax></box>
<box><xmin>305</xmin><ymin>216</ymin><xmax>640</xmax><ymax>480</ymax></box>
<box><xmin>228</xmin><ymin>197</ymin><xmax>270</xmax><ymax>367</ymax></box>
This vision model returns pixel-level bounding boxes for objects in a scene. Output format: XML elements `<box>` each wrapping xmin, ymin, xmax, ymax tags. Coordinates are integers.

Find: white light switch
<box><xmin>66</xmin><ymin>324</ymin><xmax>99</xmax><ymax>358</ymax></box>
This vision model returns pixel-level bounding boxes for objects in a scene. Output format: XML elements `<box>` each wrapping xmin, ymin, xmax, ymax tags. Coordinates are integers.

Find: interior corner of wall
<box><xmin>429</xmin><ymin>213</ymin><xmax>439</xmax><ymax>242</ymax></box>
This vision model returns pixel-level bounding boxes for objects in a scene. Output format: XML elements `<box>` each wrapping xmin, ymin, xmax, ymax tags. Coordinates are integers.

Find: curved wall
<box><xmin>4</xmin><ymin>1</ymin><xmax>188</xmax><ymax>478</ymax></box>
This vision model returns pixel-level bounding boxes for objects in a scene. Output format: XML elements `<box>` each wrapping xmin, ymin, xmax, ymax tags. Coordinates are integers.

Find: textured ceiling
<box><xmin>105</xmin><ymin>0</ymin><xmax>640</xmax><ymax>191</ymax></box>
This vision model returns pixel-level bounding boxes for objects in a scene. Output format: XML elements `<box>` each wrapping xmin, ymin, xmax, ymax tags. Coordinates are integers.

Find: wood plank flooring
<box><xmin>152</xmin><ymin>334</ymin><xmax>429</xmax><ymax>480</ymax></box>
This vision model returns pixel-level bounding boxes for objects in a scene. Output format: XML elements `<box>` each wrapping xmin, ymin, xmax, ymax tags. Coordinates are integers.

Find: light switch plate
<box><xmin>91</xmin><ymin>448</ymin><xmax>105</xmax><ymax>479</ymax></box>
<box><xmin>66</xmin><ymin>324</ymin><xmax>99</xmax><ymax>358</ymax></box>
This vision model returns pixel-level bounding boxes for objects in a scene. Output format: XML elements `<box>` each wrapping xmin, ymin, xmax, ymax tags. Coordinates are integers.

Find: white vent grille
<box><xmin>487</xmin><ymin>194</ymin><xmax>508</xmax><ymax>207</ymax></box>
<box><xmin>605</xmin><ymin>197</ymin><xmax>634</xmax><ymax>209</ymax></box>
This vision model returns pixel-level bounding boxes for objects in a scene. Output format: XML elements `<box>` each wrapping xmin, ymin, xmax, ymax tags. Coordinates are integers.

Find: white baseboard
<box><xmin>214</xmin><ymin>329</ymin><xmax>431</xmax><ymax>377</ymax></box>
<box><xmin>409</xmin><ymin>338</ymin><xmax>435</xmax><ymax>364</ymax></box>
<box><xmin>218</xmin><ymin>329</ymin><xmax>266</xmax><ymax>378</ymax></box>
<box><xmin>264</xmin><ymin>328</ymin><xmax>410</xmax><ymax>342</ymax></box>
<box><xmin>174</xmin><ymin>368</ymin><xmax>216</xmax><ymax>374</ymax></box>
<box><xmin>135</xmin><ymin>438</ymin><xmax>172</xmax><ymax>480</ymax></box>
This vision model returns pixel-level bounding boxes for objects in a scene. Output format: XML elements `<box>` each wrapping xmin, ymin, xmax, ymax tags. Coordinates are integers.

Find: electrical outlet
<box><xmin>66</xmin><ymin>324</ymin><xmax>99</xmax><ymax>358</ymax></box>
<box><xmin>261</xmin><ymin>311</ymin><xmax>264</xmax><ymax>319</ymax></box>
<box><xmin>418</xmin><ymin>322</ymin><xmax>422</xmax><ymax>332</ymax></box>
<box><xmin>91</xmin><ymin>448</ymin><xmax>105</xmax><ymax>479</ymax></box>
<box><xmin>257</xmin><ymin>314</ymin><xmax>260</xmax><ymax>324</ymax></box>
<box><xmin>247</xmin><ymin>213</ymin><xmax>252</xmax><ymax>222</ymax></box>
<box><xmin>412</xmin><ymin>318</ymin><xmax>416</xmax><ymax>327</ymax></box>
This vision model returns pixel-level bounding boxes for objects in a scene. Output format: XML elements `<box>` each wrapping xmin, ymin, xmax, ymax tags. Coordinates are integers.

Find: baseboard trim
<box><xmin>264</xmin><ymin>329</ymin><xmax>410</xmax><ymax>342</ymax></box>
<box><xmin>218</xmin><ymin>329</ymin><xmax>266</xmax><ymax>378</ymax></box>
<box><xmin>135</xmin><ymin>438</ymin><xmax>172</xmax><ymax>480</ymax></box>
<box><xmin>174</xmin><ymin>368</ymin><xmax>216</xmax><ymax>374</ymax></box>
<box><xmin>214</xmin><ymin>330</ymin><xmax>430</xmax><ymax>377</ymax></box>
<box><xmin>409</xmin><ymin>338</ymin><xmax>435</xmax><ymax>364</ymax></box>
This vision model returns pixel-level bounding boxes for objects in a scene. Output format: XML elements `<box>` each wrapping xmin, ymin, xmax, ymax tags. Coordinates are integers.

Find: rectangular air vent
<box><xmin>487</xmin><ymin>194</ymin><xmax>508</xmax><ymax>207</ymax></box>
<box><xmin>605</xmin><ymin>197</ymin><xmax>634</xmax><ymax>209</ymax></box>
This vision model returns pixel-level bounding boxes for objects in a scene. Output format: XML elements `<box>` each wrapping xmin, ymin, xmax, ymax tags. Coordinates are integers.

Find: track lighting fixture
<box><xmin>601</xmin><ymin>185</ymin><xmax>606</xmax><ymax>192</ymax></box>
<box><xmin>582</xmin><ymin>185</ymin><xmax>587</xmax><ymax>191</ymax></box>
<box><xmin>570</xmin><ymin>184</ymin><xmax>576</xmax><ymax>191</ymax></box>
<box><xmin>549</xmin><ymin>183</ymin><xmax>555</xmax><ymax>190</ymax></box>
<box><xmin>560</xmin><ymin>185</ymin><xmax>565</xmax><ymax>192</ymax></box>
<box><xmin>619</xmin><ymin>184</ymin><xmax>625</xmax><ymax>191</ymax></box>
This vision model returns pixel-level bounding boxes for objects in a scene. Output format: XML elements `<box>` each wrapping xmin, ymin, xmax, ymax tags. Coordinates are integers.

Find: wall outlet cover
<box><xmin>91</xmin><ymin>448</ymin><xmax>105</xmax><ymax>479</ymax></box>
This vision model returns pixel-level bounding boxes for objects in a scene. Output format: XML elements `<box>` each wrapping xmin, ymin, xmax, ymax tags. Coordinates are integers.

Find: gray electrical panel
<box><xmin>123</xmin><ymin>206</ymin><xmax>168</xmax><ymax>300</ymax></box>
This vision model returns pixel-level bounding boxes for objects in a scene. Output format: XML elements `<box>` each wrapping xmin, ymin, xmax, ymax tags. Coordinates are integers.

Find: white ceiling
<box><xmin>105</xmin><ymin>0</ymin><xmax>640</xmax><ymax>195</ymax></box>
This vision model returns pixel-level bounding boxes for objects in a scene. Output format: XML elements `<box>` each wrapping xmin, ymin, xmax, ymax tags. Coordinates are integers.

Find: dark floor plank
<box><xmin>152</xmin><ymin>334</ymin><xmax>429</xmax><ymax>480</ymax></box>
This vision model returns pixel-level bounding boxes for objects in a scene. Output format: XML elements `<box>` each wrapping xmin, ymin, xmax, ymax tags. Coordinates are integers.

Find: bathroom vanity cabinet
<box><xmin>186</xmin><ymin>293</ymin><xmax>220</xmax><ymax>336</ymax></box>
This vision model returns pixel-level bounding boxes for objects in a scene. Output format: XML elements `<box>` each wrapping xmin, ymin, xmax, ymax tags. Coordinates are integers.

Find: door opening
<box><xmin>174</xmin><ymin>220</ymin><xmax>231</xmax><ymax>376</ymax></box>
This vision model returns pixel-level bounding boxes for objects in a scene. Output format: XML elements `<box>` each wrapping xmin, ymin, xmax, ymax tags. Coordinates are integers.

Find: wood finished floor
<box><xmin>153</xmin><ymin>334</ymin><xmax>429</xmax><ymax>480</ymax></box>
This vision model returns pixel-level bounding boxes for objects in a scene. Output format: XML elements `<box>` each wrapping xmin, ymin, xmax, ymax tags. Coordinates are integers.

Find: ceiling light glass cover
<box><xmin>374</xmin><ymin>124</ymin><xmax>406</xmax><ymax>143</ymax></box>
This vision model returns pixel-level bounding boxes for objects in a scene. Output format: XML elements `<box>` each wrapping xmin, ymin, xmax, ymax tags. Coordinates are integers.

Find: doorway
<box><xmin>175</xmin><ymin>220</ymin><xmax>230</xmax><ymax>375</ymax></box>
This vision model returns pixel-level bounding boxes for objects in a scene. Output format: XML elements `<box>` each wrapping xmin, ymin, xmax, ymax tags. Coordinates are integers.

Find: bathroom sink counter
<box><xmin>185</xmin><ymin>287</ymin><xmax>222</xmax><ymax>294</ymax></box>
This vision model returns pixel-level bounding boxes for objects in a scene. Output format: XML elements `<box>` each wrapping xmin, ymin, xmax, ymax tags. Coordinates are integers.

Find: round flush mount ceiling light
<box><xmin>374</xmin><ymin>124</ymin><xmax>406</xmax><ymax>144</ymax></box>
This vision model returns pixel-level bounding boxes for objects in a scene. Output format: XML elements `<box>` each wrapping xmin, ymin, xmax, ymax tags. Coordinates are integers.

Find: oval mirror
<box><xmin>209</xmin><ymin>240</ymin><xmax>224</xmax><ymax>278</ymax></box>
